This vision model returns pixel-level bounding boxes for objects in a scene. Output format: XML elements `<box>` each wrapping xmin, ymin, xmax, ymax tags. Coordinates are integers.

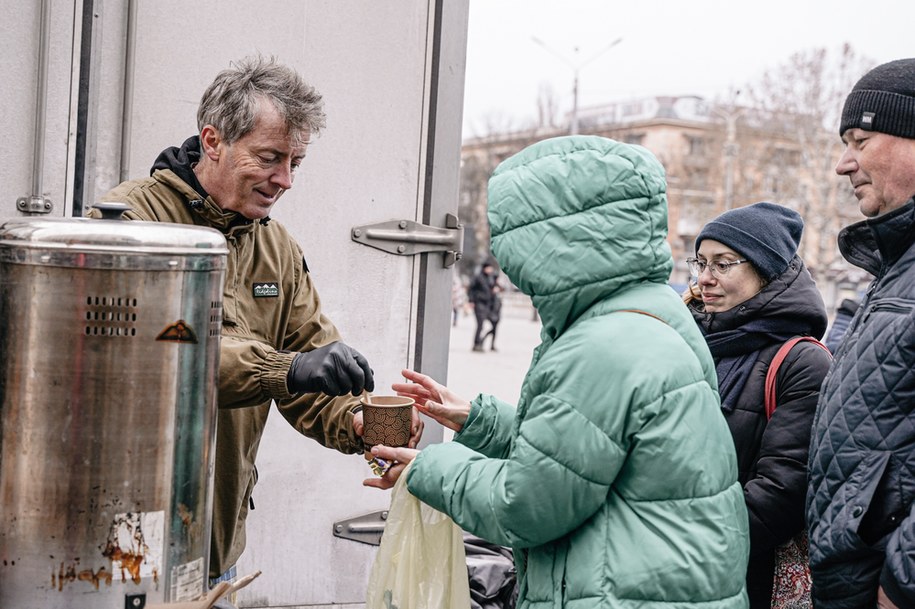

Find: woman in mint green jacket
<box><xmin>367</xmin><ymin>136</ymin><xmax>750</xmax><ymax>609</ymax></box>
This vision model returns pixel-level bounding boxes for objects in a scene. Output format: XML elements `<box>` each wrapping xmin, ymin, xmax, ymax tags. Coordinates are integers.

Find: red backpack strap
<box><xmin>764</xmin><ymin>336</ymin><xmax>831</xmax><ymax>420</ymax></box>
<box><xmin>616</xmin><ymin>309</ymin><xmax>668</xmax><ymax>325</ymax></box>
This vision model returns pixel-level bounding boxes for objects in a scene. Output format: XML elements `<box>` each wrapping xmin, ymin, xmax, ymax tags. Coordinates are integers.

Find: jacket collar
<box><xmin>151</xmin><ymin>135</ymin><xmax>271</xmax><ymax>235</ymax></box>
<box><xmin>838</xmin><ymin>198</ymin><xmax>915</xmax><ymax>276</ymax></box>
<box><xmin>153</xmin><ymin>168</ymin><xmax>263</xmax><ymax>236</ymax></box>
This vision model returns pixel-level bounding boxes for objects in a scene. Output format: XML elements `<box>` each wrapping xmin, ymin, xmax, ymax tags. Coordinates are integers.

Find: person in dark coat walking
<box><xmin>481</xmin><ymin>282</ymin><xmax>503</xmax><ymax>351</ymax></box>
<box><xmin>468</xmin><ymin>261</ymin><xmax>500</xmax><ymax>351</ymax></box>
<box><xmin>808</xmin><ymin>58</ymin><xmax>915</xmax><ymax>609</ymax></box>
<box><xmin>685</xmin><ymin>201</ymin><xmax>832</xmax><ymax>609</ymax></box>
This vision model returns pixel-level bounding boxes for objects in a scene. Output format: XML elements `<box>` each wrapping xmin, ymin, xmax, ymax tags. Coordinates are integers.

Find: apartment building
<box><xmin>459</xmin><ymin>95</ymin><xmax>871</xmax><ymax>312</ymax></box>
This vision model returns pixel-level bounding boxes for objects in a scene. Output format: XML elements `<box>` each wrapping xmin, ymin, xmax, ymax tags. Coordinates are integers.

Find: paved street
<box><xmin>445</xmin><ymin>293</ymin><xmax>542</xmax><ymax>408</ymax></box>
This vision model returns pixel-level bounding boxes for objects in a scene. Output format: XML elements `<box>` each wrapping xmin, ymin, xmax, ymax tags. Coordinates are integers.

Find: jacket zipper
<box><xmin>861</xmin><ymin>298</ymin><xmax>914</xmax><ymax>324</ymax></box>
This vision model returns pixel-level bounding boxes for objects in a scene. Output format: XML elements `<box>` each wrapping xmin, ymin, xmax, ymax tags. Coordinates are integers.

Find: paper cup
<box><xmin>361</xmin><ymin>395</ymin><xmax>414</xmax><ymax>458</ymax></box>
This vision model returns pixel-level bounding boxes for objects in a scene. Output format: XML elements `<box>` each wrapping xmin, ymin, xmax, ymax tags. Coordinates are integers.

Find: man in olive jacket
<box><xmin>808</xmin><ymin>58</ymin><xmax>915</xmax><ymax>609</ymax></box>
<box><xmin>93</xmin><ymin>56</ymin><xmax>395</xmax><ymax>586</ymax></box>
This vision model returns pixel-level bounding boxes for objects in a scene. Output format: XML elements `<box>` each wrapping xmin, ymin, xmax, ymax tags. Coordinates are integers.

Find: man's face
<box><xmin>204</xmin><ymin>101</ymin><xmax>309</xmax><ymax>220</ymax></box>
<box><xmin>835</xmin><ymin>128</ymin><xmax>915</xmax><ymax>218</ymax></box>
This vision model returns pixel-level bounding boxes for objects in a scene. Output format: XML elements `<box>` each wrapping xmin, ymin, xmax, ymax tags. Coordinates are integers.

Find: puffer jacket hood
<box><xmin>487</xmin><ymin>135</ymin><xmax>672</xmax><ymax>340</ymax></box>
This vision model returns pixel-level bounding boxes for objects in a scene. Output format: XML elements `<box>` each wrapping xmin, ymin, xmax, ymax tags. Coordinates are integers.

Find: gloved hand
<box><xmin>287</xmin><ymin>341</ymin><xmax>375</xmax><ymax>396</ymax></box>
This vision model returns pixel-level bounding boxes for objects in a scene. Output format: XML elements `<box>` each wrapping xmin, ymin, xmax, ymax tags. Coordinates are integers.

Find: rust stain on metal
<box><xmin>178</xmin><ymin>502</ymin><xmax>201</xmax><ymax>544</ymax></box>
<box><xmin>178</xmin><ymin>503</ymin><xmax>193</xmax><ymax>529</ymax></box>
<box><xmin>102</xmin><ymin>539</ymin><xmax>145</xmax><ymax>584</ymax></box>
<box><xmin>102</xmin><ymin>512</ymin><xmax>150</xmax><ymax>585</ymax></box>
<box><xmin>54</xmin><ymin>561</ymin><xmax>112</xmax><ymax>591</ymax></box>
<box><xmin>79</xmin><ymin>566</ymin><xmax>113</xmax><ymax>589</ymax></box>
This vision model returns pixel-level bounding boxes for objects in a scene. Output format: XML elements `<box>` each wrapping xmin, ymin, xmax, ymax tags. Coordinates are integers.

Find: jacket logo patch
<box><xmin>253</xmin><ymin>282</ymin><xmax>280</xmax><ymax>298</ymax></box>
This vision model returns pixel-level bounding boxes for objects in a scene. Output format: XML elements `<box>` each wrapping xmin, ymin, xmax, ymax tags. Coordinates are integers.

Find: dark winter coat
<box><xmin>690</xmin><ymin>255</ymin><xmax>831</xmax><ymax>609</ymax></box>
<box><xmin>808</xmin><ymin>198</ymin><xmax>915</xmax><ymax>609</ymax></box>
<box><xmin>823</xmin><ymin>297</ymin><xmax>860</xmax><ymax>353</ymax></box>
<box><xmin>467</xmin><ymin>271</ymin><xmax>496</xmax><ymax>310</ymax></box>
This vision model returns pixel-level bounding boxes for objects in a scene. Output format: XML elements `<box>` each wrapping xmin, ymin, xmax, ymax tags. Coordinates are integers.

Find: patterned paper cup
<box><xmin>361</xmin><ymin>395</ymin><xmax>415</xmax><ymax>458</ymax></box>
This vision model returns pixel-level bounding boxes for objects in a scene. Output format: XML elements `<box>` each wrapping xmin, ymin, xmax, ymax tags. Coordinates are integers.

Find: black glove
<box><xmin>286</xmin><ymin>341</ymin><xmax>375</xmax><ymax>396</ymax></box>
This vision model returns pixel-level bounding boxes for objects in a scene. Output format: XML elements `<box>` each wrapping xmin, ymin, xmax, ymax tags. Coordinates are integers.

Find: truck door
<box><xmin>3</xmin><ymin>1</ymin><xmax>469</xmax><ymax>606</ymax></box>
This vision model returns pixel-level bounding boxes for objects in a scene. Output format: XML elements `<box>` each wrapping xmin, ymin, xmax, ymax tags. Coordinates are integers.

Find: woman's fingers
<box><xmin>362</xmin><ymin>445</ymin><xmax>418</xmax><ymax>490</ymax></box>
<box><xmin>391</xmin><ymin>382</ymin><xmax>432</xmax><ymax>401</ymax></box>
<box><xmin>372</xmin><ymin>444</ymin><xmax>419</xmax><ymax>463</ymax></box>
<box><xmin>400</xmin><ymin>368</ymin><xmax>442</xmax><ymax>394</ymax></box>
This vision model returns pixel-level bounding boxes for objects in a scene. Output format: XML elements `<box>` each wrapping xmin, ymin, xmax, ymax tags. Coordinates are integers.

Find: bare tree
<box><xmin>722</xmin><ymin>44</ymin><xmax>875</xmax><ymax>305</ymax></box>
<box><xmin>536</xmin><ymin>82</ymin><xmax>561</xmax><ymax>129</ymax></box>
<box><xmin>457</xmin><ymin>152</ymin><xmax>492</xmax><ymax>277</ymax></box>
<box><xmin>465</xmin><ymin>110</ymin><xmax>524</xmax><ymax>141</ymax></box>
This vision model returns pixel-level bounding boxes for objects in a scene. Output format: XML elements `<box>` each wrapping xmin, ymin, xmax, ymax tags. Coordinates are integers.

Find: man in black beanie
<box><xmin>807</xmin><ymin>58</ymin><xmax>915</xmax><ymax>609</ymax></box>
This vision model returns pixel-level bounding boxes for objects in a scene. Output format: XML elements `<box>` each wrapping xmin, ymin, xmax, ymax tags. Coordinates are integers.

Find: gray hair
<box><xmin>197</xmin><ymin>55</ymin><xmax>326</xmax><ymax>145</ymax></box>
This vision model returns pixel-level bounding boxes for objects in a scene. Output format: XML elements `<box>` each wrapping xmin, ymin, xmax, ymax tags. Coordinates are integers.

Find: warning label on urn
<box><xmin>171</xmin><ymin>557</ymin><xmax>205</xmax><ymax>602</ymax></box>
<box><xmin>156</xmin><ymin>320</ymin><xmax>199</xmax><ymax>344</ymax></box>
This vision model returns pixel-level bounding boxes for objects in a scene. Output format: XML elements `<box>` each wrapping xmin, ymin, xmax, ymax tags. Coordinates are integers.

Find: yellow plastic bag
<box><xmin>366</xmin><ymin>462</ymin><xmax>471</xmax><ymax>609</ymax></box>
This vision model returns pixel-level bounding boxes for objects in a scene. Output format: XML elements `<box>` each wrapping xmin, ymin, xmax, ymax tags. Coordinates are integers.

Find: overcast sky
<box><xmin>461</xmin><ymin>0</ymin><xmax>915</xmax><ymax>137</ymax></box>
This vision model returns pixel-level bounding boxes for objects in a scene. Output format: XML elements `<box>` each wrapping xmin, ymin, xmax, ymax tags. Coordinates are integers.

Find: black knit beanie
<box><xmin>840</xmin><ymin>58</ymin><xmax>915</xmax><ymax>138</ymax></box>
<box><xmin>695</xmin><ymin>202</ymin><xmax>803</xmax><ymax>281</ymax></box>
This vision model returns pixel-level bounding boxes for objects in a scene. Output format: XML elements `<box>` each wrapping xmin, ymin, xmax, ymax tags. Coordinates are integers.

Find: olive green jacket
<box><xmin>97</xmin><ymin>168</ymin><xmax>362</xmax><ymax>576</ymax></box>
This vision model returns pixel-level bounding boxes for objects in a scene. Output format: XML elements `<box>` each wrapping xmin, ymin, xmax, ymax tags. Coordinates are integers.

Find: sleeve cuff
<box><xmin>453</xmin><ymin>394</ymin><xmax>487</xmax><ymax>447</ymax></box>
<box><xmin>261</xmin><ymin>350</ymin><xmax>297</xmax><ymax>400</ymax></box>
<box><xmin>880</xmin><ymin>563</ymin><xmax>915</xmax><ymax>608</ymax></box>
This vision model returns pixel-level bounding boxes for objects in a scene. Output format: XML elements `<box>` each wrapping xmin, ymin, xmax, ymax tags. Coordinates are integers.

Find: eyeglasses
<box><xmin>686</xmin><ymin>257</ymin><xmax>748</xmax><ymax>277</ymax></box>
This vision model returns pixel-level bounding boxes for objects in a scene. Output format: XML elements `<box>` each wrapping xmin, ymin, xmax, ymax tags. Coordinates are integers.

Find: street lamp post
<box><xmin>532</xmin><ymin>36</ymin><xmax>623</xmax><ymax>135</ymax></box>
<box><xmin>712</xmin><ymin>95</ymin><xmax>744</xmax><ymax>211</ymax></box>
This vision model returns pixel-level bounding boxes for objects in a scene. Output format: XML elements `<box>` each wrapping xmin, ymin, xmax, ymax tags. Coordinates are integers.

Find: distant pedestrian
<box><xmin>481</xmin><ymin>282</ymin><xmax>503</xmax><ymax>351</ymax></box>
<box><xmin>468</xmin><ymin>261</ymin><xmax>499</xmax><ymax>351</ymax></box>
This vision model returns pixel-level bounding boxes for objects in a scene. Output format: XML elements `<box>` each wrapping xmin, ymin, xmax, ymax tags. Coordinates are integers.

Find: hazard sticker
<box><xmin>156</xmin><ymin>320</ymin><xmax>198</xmax><ymax>344</ymax></box>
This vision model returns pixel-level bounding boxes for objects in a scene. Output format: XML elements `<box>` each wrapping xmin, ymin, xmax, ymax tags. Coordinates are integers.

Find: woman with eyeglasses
<box><xmin>685</xmin><ymin>201</ymin><xmax>832</xmax><ymax>609</ymax></box>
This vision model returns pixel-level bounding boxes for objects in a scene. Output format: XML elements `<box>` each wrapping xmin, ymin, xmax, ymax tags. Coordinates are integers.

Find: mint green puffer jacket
<box><xmin>407</xmin><ymin>136</ymin><xmax>749</xmax><ymax>608</ymax></box>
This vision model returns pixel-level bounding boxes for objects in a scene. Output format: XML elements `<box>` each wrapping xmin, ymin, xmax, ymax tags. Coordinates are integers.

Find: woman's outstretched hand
<box><xmin>392</xmin><ymin>368</ymin><xmax>471</xmax><ymax>433</ymax></box>
<box><xmin>362</xmin><ymin>445</ymin><xmax>418</xmax><ymax>490</ymax></box>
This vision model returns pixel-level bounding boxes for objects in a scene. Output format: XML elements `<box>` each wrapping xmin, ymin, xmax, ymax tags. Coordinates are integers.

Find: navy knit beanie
<box><xmin>696</xmin><ymin>202</ymin><xmax>803</xmax><ymax>281</ymax></box>
<box><xmin>840</xmin><ymin>58</ymin><xmax>915</xmax><ymax>138</ymax></box>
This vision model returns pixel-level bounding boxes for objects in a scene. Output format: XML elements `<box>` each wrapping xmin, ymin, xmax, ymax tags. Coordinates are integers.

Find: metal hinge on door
<box><xmin>332</xmin><ymin>510</ymin><xmax>389</xmax><ymax>546</ymax></box>
<box><xmin>17</xmin><ymin>195</ymin><xmax>53</xmax><ymax>214</ymax></box>
<box><xmin>351</xmin><ymin>213</ymin><xmax>463</xmax><ymax>268</ymax></box>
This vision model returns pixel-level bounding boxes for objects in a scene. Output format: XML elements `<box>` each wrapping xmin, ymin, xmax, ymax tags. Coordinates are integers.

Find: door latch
<box><xmin>333</xmin><ymin>510</ymin><xmax>388</xmax><ymax>546</ymax></box>
<box><xmin>352</xmin><ymin>213</ymin><xmax>463</xmax><ymax>268</ymax></box>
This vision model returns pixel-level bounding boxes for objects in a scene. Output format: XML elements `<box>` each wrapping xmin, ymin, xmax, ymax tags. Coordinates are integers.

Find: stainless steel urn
<box><xmin>0</xmin><ymin>208</ymin><xmax>227</xmax><ymax>608</ymax></box>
